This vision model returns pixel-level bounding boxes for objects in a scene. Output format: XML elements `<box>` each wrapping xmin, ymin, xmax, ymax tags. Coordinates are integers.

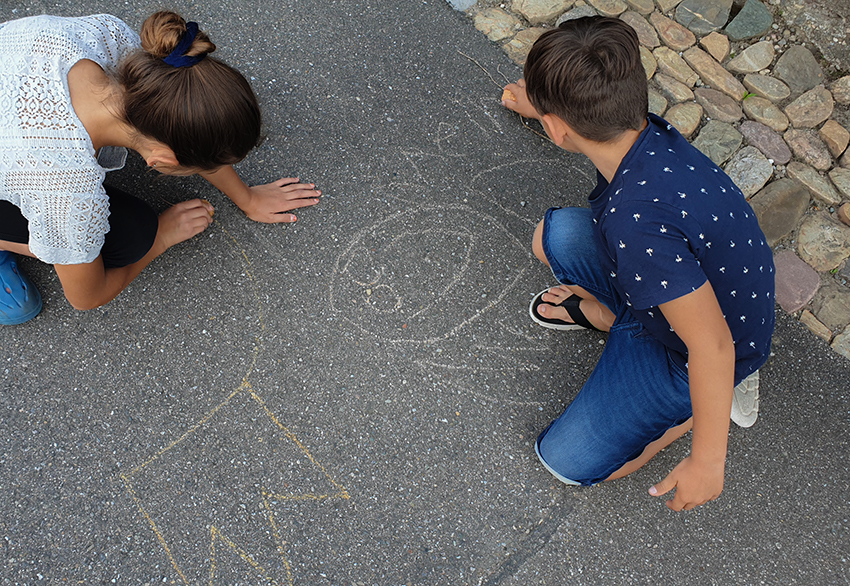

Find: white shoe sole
<box><xmin>731</xmin><ymin>370</ymin><xmax>759</xmax><ymax>428</ymax></box>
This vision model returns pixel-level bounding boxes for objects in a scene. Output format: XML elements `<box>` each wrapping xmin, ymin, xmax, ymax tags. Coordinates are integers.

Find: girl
<box><xmin>0</xmin><ymin>11</ymin><xmax>320</xmax><ymax>324</ymax></box>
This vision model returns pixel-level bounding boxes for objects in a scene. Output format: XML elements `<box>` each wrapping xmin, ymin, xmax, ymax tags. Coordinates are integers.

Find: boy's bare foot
<box><xmin>530</xmin><ymin>285</ymin><xmax>614</xmax><ymax>332</ymax></box>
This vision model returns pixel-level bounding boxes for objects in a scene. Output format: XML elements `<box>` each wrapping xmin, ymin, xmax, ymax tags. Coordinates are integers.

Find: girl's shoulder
<box><xmin>0</xmin><ymin>14</ymin><xmax>139</xmax><ymax>68</ymax></box>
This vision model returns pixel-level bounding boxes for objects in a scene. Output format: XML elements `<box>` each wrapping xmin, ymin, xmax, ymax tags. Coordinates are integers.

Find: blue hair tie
<box><xmin>163</xmin><ymin>22</ymin><xmax>206</xmax><ymax>68</ymax></box>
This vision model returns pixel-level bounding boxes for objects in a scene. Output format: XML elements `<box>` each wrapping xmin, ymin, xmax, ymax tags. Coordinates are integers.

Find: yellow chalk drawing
<box><xmin>121</xmin><ymin>221</ymin><xmax>348</xmax><ymax>586</ymax></box>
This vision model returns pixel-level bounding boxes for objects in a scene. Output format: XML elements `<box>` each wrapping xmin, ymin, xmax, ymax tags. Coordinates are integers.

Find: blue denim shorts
<box><xmin>536</xmin><ymin>207</ymin><xmax>693</xmax><ymax>486</ymax></box>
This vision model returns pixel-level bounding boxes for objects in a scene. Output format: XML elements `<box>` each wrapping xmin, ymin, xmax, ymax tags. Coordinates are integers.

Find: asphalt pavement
<box><xmin>0</xmin><ymin>0</ymin><xmax>847</xmax><ymax>584</ymax></box>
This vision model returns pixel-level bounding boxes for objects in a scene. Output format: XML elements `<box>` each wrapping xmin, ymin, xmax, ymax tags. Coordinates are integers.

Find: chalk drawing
<box><xmin>122</xmin><ymin>222</ymin><xmax>348</xmax><ymax>586</ymax></box>
<box><xmin>329</xmin><ymin>203</ymin><xmax>532</xmax><ymax>344</ymax></box>
<box><xmin>315</xmin><ymin>81</ymin><xmax>604</xmax><ymax>406</ymax></box>
<box><xmin>327</xmin><ymin>152</ymin><xmax>581</xmax><ymax>403</ymax></box>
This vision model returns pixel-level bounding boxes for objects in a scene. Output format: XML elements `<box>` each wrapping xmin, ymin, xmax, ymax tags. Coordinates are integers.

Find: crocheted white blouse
<box><xmin>0</xmin><ymin>14</ymin><xmax>140</xmax><ymax>264</ymax></box>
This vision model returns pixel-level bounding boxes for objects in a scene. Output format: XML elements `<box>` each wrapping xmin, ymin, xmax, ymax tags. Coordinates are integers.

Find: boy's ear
<box><xmin>540</xmin><ymin>113</ymin><xmax>573</xmax><ymax>148</ymax></box>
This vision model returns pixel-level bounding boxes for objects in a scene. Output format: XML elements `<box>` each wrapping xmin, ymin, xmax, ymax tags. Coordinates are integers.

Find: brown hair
<box><xmin>118</xmin><ymin>11</ymin><xmax>262</xmax><ymax>170</ymax></box>
<box><xmin>524</xmin><ymin>16</ymin><xmax>648</xmax><ymax>143</ymax></box>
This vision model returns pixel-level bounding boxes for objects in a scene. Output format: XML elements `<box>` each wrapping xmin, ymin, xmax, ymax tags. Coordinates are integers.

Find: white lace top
<box><xmin>0</xmin><ymin>14</ymin><xmax>139</xmax><ymax>264</ymax></box>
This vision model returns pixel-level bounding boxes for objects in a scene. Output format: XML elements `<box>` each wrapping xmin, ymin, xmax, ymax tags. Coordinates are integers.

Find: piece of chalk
<box><xmin>501</xmin><ymin>88</ymin><xmax>516</xmax><ymax>102</ymax></box>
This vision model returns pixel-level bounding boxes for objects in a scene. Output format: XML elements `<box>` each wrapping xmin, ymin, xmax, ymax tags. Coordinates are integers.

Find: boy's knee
<box><xmin>532</xmin><ymin>219</ymin><xmax>549</xmax><ymax>266</ymax></box>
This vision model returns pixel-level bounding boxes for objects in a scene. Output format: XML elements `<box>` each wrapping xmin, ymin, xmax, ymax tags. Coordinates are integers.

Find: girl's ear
<box><xmin>145</xmin><ymin>143</ymin><xmax>180</xmax><ymax>169</ymax></box>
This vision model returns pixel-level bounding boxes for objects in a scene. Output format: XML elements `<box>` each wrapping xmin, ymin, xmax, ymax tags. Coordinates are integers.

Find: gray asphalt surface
<box><xmin>1</xmin><ymin>1</ymin><xmax>848</xmax><ymax>584</ymax></box>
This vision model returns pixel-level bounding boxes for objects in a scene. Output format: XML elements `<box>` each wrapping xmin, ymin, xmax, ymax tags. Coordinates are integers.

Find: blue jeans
<box><xmin>536</xmin><ymin>207</ymin><xmax>693</xmax><ymax>486</ymax></box>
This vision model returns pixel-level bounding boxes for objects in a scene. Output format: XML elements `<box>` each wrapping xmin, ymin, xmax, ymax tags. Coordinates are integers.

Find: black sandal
<box><xmin>528</xmin><ymin>288</ymin><xmax>602</xmax><ymax>332</ymax></box>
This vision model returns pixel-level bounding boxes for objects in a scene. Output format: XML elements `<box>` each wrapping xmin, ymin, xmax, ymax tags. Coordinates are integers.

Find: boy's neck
<box><xmin>582</xmin><ymin>119</ymin><xmax>648</xmax><ymax>184</ymax></box>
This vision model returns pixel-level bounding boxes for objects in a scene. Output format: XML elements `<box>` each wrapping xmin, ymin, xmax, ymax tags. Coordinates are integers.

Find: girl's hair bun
<box><xmin>140</xmin><ymin>11</ymin><xmax>216</xmax><ymax>59</ymax></box>
<box><xmin>120</xmin><ymin>10</ymin><xmax>261</xmax><ymax>169</ymax></box>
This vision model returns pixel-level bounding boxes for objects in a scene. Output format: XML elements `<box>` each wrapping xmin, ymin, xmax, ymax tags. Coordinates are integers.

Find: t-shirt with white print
<box><xmin>589</xmin><ymin>114</ymin><xmax>774</xmax><ymax>384</ymax></box>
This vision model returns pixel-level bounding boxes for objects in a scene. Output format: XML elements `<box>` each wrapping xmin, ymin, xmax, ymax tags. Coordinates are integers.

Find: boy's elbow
<box><xmin>699</xmin><ymin>328</ymin><xmax>735</xmax><ymax>363</ymax></box>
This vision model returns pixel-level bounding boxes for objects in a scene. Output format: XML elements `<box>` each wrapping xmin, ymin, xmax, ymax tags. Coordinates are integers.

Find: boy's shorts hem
<box><xmin>535</xmin><ymin>436</ymin><xmax>582</xmax><ymax>486</ymax></box>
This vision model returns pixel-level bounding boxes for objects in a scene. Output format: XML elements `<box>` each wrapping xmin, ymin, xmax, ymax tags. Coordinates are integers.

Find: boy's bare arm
<box><xmin>652</xmin><ymin>281</ymin><xmax>735</xmax><ymax>511</ymax></box>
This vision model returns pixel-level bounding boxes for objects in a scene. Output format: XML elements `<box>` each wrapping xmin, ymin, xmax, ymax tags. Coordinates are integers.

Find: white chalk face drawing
<box><xmin>324</xmin><ymin>95</ymin><xmax>597</xmax><ymax>405</ymax></box>
<box><xmin>330</xmin><ymin>204</ymin><xmax>531</xmax><ymax>343</ymax></box>
<box><xmin>327</xmin><ymin>93</ymin><xmax>592</xmax><ymax>348</ymax></box>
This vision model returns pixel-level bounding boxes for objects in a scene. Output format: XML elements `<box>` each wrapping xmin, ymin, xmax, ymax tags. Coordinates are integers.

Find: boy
<box><xmin>502</xmin><ymin>17</ymin><xmax>774</xmax><ymax>511</ymax></box>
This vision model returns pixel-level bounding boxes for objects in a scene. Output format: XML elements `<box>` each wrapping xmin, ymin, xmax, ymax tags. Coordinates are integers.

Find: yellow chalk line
<box><xmin>250</xmin><ymin>388</ymin><xmax>350</xmax><ymax>501</ymax></box>
<box><xmin>261</xmin><ymin>490</ymin><xmax>295</xmax><ymax>586</ymax></box>
<box><xmin>122</xmin><ymin>219</ymin><xmax>348</xmax><ymax>585</ymax></box>
<box><xmin>209</xmin><ymin>526</ymin><xmax>284</xmax><ymax>586</ymax></box>
<box><xmin>121</xmin><ymin>474</ymin><xmax>191</xmax><ymax>585</ymax></box>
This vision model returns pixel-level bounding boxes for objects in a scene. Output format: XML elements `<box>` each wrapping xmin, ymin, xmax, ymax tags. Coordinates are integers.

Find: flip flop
<box><xmin>0</xmin><ymin>251</ymin><xmax>42</xmax><ymax>326</ymax></box>
<box><xmin>528</xmin><ymin>288</ymin><xmax>601</xmax><ymax>332</ymax></box>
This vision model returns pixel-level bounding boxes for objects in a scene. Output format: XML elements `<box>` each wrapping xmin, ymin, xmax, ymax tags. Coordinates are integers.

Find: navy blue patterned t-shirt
<box><xmin>589</xmin><ymin>114</ymin><xmax>775</xmax><ymax>383</ymax></box>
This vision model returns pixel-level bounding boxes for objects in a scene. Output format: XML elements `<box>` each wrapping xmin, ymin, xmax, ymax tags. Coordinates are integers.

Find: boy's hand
<box><xmin>649</xmin><ymin>455</ymin><xmax>725</xmax><ymax>511</ymax></box>
<box><xmin>501</xmin><ymin>79</ymin><xmax>540</xmax><ymax>120</ymax></box>
<box><xmin>653</xmin><ymin>281</ymin><xmax>735</xmax><ymax>513</ymax></box>
<box><xmin>244</xmin><ymin>178</ymin><xmax>321</xmax><ymax>223</ymax></box>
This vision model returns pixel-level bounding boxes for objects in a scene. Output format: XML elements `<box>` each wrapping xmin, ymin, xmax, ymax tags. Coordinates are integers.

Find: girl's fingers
<box><xmin>275</xmin><ymin>177</ymin><xmax>301</xmax><ymax>187</ymax></box>
<box><xmin>280</xmin><ymin>182</ymin><xmax>320</xmax><ymax>196</ymax></box>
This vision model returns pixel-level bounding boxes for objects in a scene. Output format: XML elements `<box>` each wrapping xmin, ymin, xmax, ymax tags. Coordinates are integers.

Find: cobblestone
<box><xmin>651</xmin><ymin>12</ymin><xmax>696</xmax><ymax>52</ymax></box>
<box><xmin>693</xmin><ymin>120</ymin><xmax>743</xmax><ymax>164</ymax></box>
<box><xmin>819</xmin><ymin>120</ymin><xmax>850</xmax><ymax>159</ymax></box>
<box><xmin>743</xmin><ymin>73</ymin><xmax>791</xmax><ymax>102</ymax></box>
<box><xmin>749</xmin><ymin>178</ymin><xmax>810</xmax><ymax>247</ymax></box>
<box><xmin>784</xmin><ymin>129</ymin><xmax>833</xmax><ymax>171</ymax></box>
<box><xmin>797</xmin><ymin>213</ymin><xmax>850</xmax><ymax>272</ymax></box>
<box><xmin>774</xmin><ymin>250</ymin><xmax>820</xmax><ymax>313</ymax></box>
<box><xmin>784</xmin><ymin>85</ymin><xmax>834</xmax><ymax>129</ymax></box>
<box><xmin>695</xmin><ymin>87</ymin><xmax>744</xmax><ymax>123</ymax></box>
<box><xmin>739</xmin><ymin>120</ymin><xmax>792</xmax><ymax>165</ymax></box>
<box><xmin>773</xmin><ymin>45</ymin><xmax>824</xmax><ymax>94</ymax></box>
<box><xmin>726</xmin><ymin>40</ymin><xmax>775</xmax><ymax>74</ymax></box>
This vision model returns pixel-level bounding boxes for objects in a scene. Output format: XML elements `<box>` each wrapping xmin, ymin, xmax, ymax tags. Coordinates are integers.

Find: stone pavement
<box><xmin>1</xmin><ymin>0</ymin><xmax>848</xmax><ymax>585</ymax></box>
<box><xmin>467</xmin><ymin>0</ymin><xmax>850</xmax><ymax>362</ymax></box>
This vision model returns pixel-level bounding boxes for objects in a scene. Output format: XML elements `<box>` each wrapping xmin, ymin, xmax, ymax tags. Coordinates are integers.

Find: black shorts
<box><xmin>0</xmin><ymin>185</ymin><xmax>158</xmax><ymax>269</ymax></box>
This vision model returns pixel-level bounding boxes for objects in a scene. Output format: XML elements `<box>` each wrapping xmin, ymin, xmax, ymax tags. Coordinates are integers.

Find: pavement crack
<box><xmin>477</xmin><ymin>494</ymin><xmax>572</xmax><ymax>586</ymax></box>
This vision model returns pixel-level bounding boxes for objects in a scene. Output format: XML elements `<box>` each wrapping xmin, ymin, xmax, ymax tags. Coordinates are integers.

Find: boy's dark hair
<box><xmin>524</xmin><ymin>16</ymin><xmax>648</xmax><ymax>143</ymax></box>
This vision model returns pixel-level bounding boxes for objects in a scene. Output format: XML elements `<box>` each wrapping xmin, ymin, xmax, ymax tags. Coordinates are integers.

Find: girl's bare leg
<box><xmin>0</xmin><ymin>240</ymin><xmax>35</xmax><ymax>257</ymax></box>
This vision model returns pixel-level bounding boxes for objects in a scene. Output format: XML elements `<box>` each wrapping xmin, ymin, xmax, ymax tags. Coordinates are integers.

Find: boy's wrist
<box><xmin>689</xmin><ymin>447</ymin><xmax>727</xmax><ymax>466</ymax></box>
<box><xmin>690</xmin><ymin>431</ymin><xmax>729</xmax><ymax>466</ymax></box>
